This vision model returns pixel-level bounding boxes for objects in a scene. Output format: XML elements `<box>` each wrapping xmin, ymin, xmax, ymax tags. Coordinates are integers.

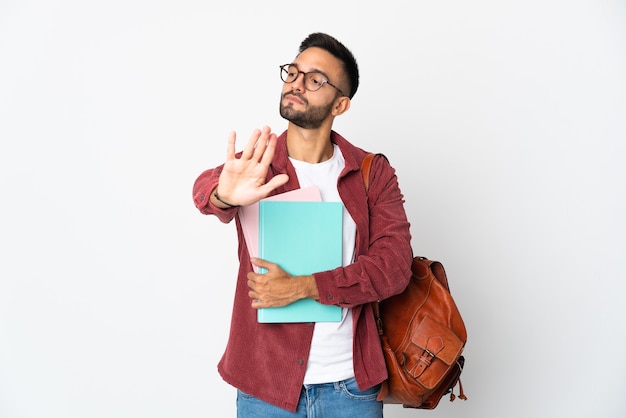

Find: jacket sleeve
<box><xmin>192</xmin><ymin>164</ymin><xmax>239</xmax><ymax>223</ymax></box>
<box><xmin>314</xmin><ymin>156</ymin><xmax>413</xmax><ymax>308</ymax></box>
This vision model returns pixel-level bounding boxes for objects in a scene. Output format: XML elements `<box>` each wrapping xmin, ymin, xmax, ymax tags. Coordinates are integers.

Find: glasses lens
<box><xmin>281</xmin><ymin>65</ymin><xmax>298</xmax><ymax>83</ymax></box>
<box><xmin>304</xmin><ymin>73</ymin><xmax>325</xmax><ymax>91</ymax></box>
<box><xmin>280</xmin><ymin>64</ymin><xmax>329</xmax><ymax>92</ymax></box>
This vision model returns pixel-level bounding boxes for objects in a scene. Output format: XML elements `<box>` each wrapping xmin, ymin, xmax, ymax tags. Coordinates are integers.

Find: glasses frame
<box><xmin>279</xmin><ymin>64</ymin><xmax>345</xmax><ymax>97</ymax></box>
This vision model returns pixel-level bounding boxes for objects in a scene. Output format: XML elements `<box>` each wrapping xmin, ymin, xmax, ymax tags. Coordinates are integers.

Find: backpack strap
<box><xmin>360</xmin><ymin>153</ymin><xmax>376</xmax><ymax>192</ymax></box>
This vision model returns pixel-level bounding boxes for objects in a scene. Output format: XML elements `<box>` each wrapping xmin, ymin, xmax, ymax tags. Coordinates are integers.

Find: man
<box><xmin>192</xmin><ymin>32</ymin><xmax>413</xmax><ymax>417</ymax></box>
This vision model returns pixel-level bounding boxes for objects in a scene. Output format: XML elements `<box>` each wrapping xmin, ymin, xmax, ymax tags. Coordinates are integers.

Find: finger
<box><xmin>248</xmin><ymin>291</ymin><xmax>262</xmax><ymax>307</ymax></box>
<box><xmin>251</xmin><ymin>126</ymin><xmax>272</xmax><ymax>162</ymax></box>
<box><xmin>241</xmin><ymin>128</ymin><xmax>261</xmax><ymax>160</ymax></box>
<box><xmin>258</xmin><ymin>132</ymin><xmax>278</xmax><ymax>166</ymax></box>
<box><xmin>225</xmin><ymin>131</ymin><xmax>237</xmax><ymax>161</ymax></box>
<box><xmin>260</xmin><ymin>174</ymin><xmax>290</xmax><ymax>195</ymax></box>
<box><xmin>250</xmin><ymin>257</ymin><xmax>273</xmax><ymax>270</ymax></box>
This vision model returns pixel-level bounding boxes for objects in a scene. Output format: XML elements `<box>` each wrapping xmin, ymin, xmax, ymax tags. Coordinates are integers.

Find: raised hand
<box><xmin>214</xmin><ymin>126</ymin><xmax>289</xmax><ymax>207</ymax></box>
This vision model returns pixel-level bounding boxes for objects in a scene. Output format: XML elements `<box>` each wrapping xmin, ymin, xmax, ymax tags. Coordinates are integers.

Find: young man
<box><xmin>192</xmin><ymin>33</ymin><xmax>413</xmax><ymax>417</ymax></box>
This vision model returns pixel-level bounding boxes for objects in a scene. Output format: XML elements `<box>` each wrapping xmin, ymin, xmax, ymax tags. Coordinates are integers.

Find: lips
<box><xmin>284</xmin><ymin>92</ymin><xmax>306</xmax><ymax>105</ymax></box>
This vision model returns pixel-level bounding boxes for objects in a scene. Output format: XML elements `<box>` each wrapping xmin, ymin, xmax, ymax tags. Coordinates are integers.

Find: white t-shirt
<box><xmin>289</xmin><ymin>144</ymin><xmax>357</xmax><ymax>384</ymax></box>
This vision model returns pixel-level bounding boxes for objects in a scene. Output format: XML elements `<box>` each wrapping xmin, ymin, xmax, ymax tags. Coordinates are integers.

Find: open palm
<box><xmin>216</xmin><ymin>126</ymin><xmax>289</xmax><ymax>207</ymax></box>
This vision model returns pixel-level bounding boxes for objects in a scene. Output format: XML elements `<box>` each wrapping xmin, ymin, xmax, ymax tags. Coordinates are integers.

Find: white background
<box><xmin>1</xmin><ymin>1</ymin><xmax>625</xmax><ymax>417</ymax></box>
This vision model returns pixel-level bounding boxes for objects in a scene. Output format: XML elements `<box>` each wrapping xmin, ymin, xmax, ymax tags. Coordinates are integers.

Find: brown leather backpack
<box><xmin>361</xmin><ymin>154</ymin><xmax>468</xmax><ymax>409</ymax></box>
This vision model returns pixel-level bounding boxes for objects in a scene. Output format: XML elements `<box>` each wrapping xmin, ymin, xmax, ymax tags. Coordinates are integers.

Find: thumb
<box><xmin>250</xmin><ymin>257</ymin><xmax>274</xmax><ymax>270</ymax></box>
<box><xmin>260</xmin><ymin>174</ymin><xmax>290</xmax><ymax>195</ymax></box>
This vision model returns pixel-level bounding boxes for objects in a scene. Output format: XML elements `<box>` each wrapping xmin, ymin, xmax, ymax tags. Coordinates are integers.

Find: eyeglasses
<box><xmin>280</xmin><ymin>64</ymin><xmax>345</xmax><ymax>97</ymax></box>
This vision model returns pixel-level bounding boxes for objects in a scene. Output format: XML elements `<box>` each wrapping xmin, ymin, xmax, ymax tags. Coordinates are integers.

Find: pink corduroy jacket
<box><xmin>192</xmin><ymin>130</ymin><xmax>413</xmax><ymax>412</ymax></box>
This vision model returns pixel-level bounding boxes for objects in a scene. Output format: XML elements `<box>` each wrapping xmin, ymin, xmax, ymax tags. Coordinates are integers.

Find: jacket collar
<box><xmin>271</xmin><ymin>129</ymin><xmax>363</xmax><ymax>177</ymax></box>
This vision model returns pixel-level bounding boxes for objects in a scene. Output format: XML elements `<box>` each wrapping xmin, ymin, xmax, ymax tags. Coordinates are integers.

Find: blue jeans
<box><xmin>236</xmin><ymin>377</ymin><xmax>383</xmax><ymax>418</ymax></box>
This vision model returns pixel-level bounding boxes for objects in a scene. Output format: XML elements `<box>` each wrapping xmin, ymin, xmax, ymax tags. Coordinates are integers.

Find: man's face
<box><xmin>279</xmin><ymin>47</ymin><xmax>345</xmax><ymax>129</ymax></box>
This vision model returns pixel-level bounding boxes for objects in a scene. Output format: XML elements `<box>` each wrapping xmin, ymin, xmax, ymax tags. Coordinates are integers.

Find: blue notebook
<box><xmin>257</xmin><ymin>200</ymin><xmax>343</xmax><ymax>323</ymax></box>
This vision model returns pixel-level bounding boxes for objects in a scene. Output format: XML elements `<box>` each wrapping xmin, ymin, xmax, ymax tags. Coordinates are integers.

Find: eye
<box><xmin>309</xmin><ymin>74</ymin><xmax>325</xmax><ymax>86</ymax></box>
<box><xmin>281</xmin><ymin>67</ymin><xmax>296</xmax><ymax>82</ymax></box>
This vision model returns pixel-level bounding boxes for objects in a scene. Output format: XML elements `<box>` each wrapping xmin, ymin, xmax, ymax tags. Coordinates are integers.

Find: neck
<box><xmin>286</xmin><ymin>124</ymin><xmax>335</xmax><ymax>163</ymax></box>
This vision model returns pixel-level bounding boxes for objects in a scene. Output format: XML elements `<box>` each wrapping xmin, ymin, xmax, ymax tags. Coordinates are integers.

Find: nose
<box><xmin>290</xmin><ymin>71</ymin><xmax>305</xmax><ymax>93</ymax></box>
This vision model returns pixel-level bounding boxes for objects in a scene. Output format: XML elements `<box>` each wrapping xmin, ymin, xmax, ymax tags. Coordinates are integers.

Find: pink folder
<box><xmin>238</xmin><ymin>186</ymin><xmax>322</xmax><ymax>271</ymax></box>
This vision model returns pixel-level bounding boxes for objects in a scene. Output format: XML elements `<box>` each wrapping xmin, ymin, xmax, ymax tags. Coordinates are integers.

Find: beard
<box><xmin>279</xmin><ymin>92</ymin><xmax>334</xmax><ymax>129</ymax></box>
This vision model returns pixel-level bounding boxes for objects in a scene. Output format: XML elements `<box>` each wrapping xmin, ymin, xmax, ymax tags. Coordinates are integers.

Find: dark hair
<box><xmin>298</xmin><ymin>32</ymin><xmax>359</xmax><ymax>99</ymax></box>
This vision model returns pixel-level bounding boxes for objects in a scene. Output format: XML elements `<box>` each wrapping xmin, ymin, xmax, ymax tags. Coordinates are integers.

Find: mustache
<box><xmin>283</xmin><ymin>90</ymin><xmax>308</xmax><ymax>105</ymax></box>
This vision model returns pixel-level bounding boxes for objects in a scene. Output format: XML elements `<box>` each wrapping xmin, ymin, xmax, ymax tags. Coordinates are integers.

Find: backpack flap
<box><xmin>403</xmin><ymin>315</ymin><xmax>465</xmax><ymax>390</ymax></box>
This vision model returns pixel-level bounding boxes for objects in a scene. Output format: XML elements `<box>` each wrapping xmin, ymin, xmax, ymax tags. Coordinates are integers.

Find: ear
<box><xmin>331</xmin><ymin>96</ymin><xmax>351</xmax><ymax>116</ymax></box>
